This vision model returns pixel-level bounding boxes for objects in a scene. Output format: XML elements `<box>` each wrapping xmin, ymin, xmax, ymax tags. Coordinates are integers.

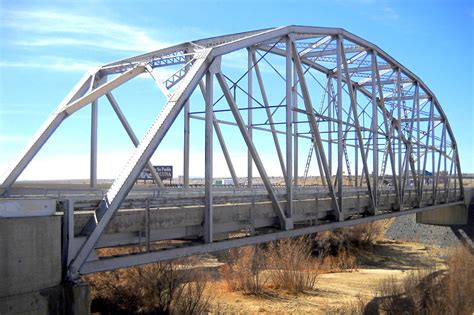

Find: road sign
<box><xmin>154</xmin><ymin>165</ymin><xmax>173</xmax><ymax>179</ymax></box>
<box><xmin>138</xmin><ymin>165</ymin><xmax>173</xmax><ymax>180</ymax></box>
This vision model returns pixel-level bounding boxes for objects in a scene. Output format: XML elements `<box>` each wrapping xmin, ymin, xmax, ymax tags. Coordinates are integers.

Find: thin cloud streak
<box><xmin>3</xmin><ymin>9</ymin><xmax>173</xmax><ymax>53</ymax></box>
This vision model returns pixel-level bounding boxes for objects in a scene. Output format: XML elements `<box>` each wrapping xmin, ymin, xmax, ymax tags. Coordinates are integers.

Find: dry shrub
<box><xmin>220</xmin><ymin>245</ymin><xmax>267</xmax><ymax>294</ymax></box>
<box><xmin>348</xmin><ymin>221</ymin><xmax>385</xmax><ymax>247</ymax></box>
<box><xmin>314</xmin><ymin>221</ymin><xmax>384</xmax><ymax>256</ymax></box>
<box><xmin>87</xmin><ymin>257</ymin><xmax>210</xmax><ymax>314</ymax></box>
<box><xmin>444</xmin><ymin>246</ymin><xmax>474</xmax><ymax>314</ymax></box>
<box><xmin>321</xmin><ymin>249</ymin><xmax>358</xmax><ymax>272</ymax></box>
<box><xmin>369</xmin><ymin>246</ymin><xmax>474</xmax><ymax>314</ymax></box>
<box><xmin>331</xmin><ymin>294</ymin><xmax>371</xmax><ymax>315</ymax></box>
<box><xmin>265</xmin><ymin>236</ymin><xmax>319</xmax><ymax>293</ymax></box>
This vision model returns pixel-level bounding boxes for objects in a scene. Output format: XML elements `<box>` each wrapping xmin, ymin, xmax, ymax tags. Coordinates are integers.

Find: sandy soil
<box><xmin>204</xmin><ymin>241</ymin><xmax>446</xmax><ymax>314</ymax></box>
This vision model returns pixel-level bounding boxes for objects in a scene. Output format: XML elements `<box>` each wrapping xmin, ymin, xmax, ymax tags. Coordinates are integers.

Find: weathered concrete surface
<box><xmin>416</xmin><ymin>188</ymin><xmax>472</xmax><ymax>225</ymax></box>
<box><xmin>0</xmin><ymin>198</ymin><xmax>56</xmax><ymax>217</ymax></box>
<box><xmin>0</xmin><ymin>215</ymin><xmax>91</xmax><ymax>314</ymax></box>
<box><xmin>0</xmin><ymin>281</ymin><xmax>91</xmax><ymax>315</ymax></box>
<box><xmin>416</xmin><ymin>204</ymin><xmax>467</xmax><ymax>225</ymax></box>
<box><xmin>0</xmin><ymin>216</ymin><xmax>61</xmax><ymax>297</ymax></box>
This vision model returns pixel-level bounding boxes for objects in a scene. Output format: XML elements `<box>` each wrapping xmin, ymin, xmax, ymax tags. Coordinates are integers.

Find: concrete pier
<box><xmin>0</xmin><ymin>214</ymin><xmax>90</xmax><ymax>314</ymax></box>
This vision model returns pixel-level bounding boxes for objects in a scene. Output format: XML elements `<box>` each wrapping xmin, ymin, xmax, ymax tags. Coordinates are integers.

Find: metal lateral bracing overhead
<box><xmin>0</xmin><ymin>26</ymin><xmax>464</xmax><ymax>278</ymax></box>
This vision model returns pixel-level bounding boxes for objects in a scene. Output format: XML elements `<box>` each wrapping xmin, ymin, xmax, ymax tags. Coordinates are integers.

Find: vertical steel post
<box><xmin>416</xmin><ymin>83</ymin><xmax>421</xmax><ymax>205</ymax></box>
<box><xmin>293</xmin><ymin>62</ymin><xmax>299</xmax><ymax>186</ymax></box>
<box><xmin>198</xmin><ymin>81</ymin><xmax>239</xmax><ymax>186</ymax></box>
<box><xmin>336</xmin><ymin>35</ymin><xmax>343</xmax><ymax>218</ymax></box>
<box><xmin>420</xmin><ymin>101</ymin><xmax>434</xmax><ymax>205</ymax></box>
<box><xmin>431</xmin><ymin>104</ymin><xmax>436</xmax><ymax>202</ymax></box>
<box><xmin>204</xmin><ymin>70</ymin><xmax>213</xmax><ymax>243</ymax></box>
<box><xmin>62</xmin><ymin>199</ymin><xmax>75</xmax><ymax>280</ymax></box>
<box><xmin>396</xmin><ymin>69</ymin><xmax>403</xmax><ymax>202</ymax></box>
<box><xmin>443</xmin><ymin>125</ymin><xmax>447</xmax><ymax>202</ymax></box>
<box><xmin>183</xmin><ymin>54</ymin><xmax>192</xmax><ymax>188</ymax></box>
<box><xmin>146</xmin><ymin>198</ymin><xmax>150</xmax><ymax>251</ymax></box>
<box><xmin>183</xmin><ymin>99</ymin><xmax>190</xmax><ymax>188</ymax></box>
<box><xmin>354</xmin><ymin>91</ymin><xmax>358</xmax><ymax>187</ymax></box>
<box><xmin>328</xmin><ymin>76</ymin><xmax>333</xmax><ymax>178</ymax></box>
<box><xmin>90</xmin><ymin>98</ymin><xmax>98</xmax><ymax>188</ymax></box>
<box><xmin>371</xmin><ymin>51</ymin><xmax>379</xmax><ymax>210</ymax></box>
<box><xmin>247</xmin><ymin>48</ymin><xmax>253</xmax><ymax>187</ymax></box>
<box><xmin>286</xmin><ymin>36</ymin><xmax>293</xmax><ymax>219</ymax></box>
<box><xmin>434</xmin><ymin>124</ymin><xmax>445</xmax><ymax>205</ymax></box>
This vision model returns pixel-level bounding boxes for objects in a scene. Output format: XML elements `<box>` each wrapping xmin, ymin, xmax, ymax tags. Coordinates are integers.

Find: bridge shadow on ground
<box><xmin>449</xmin><ymin>202</ymin><xmax>474</xmax><ymax>253</ymax></box>
<box><xmin>356</xmin><ymin>242</ymin><xmax>443</xmax><ymax>271</ymax></box>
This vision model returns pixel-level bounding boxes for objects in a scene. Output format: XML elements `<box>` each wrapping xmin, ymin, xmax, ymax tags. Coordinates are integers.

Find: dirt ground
<box><xmin>204</xmin><ymin>241</ymin><xmax>446</xmax><ymax>314</ymax></box>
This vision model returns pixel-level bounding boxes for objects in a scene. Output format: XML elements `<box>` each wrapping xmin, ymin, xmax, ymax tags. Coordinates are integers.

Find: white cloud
<box><xmin>3</xmin><ymin>9</ymin><xmax>172</xmax><ymax>53</ymax></box>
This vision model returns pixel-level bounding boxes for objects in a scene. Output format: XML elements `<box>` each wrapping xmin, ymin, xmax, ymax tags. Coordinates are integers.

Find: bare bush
<box><xmin>369</xmin><ymin>246</ymin><xmax>474</xmax><ymax>314</ymax></box>
<box><xmin>321</xmin><ymin>248</ymin><xmax>358</xmax><ymax>272</ymax></box>
<box><xmin>220</xmin><ymin>245</ymin><xmax>267</xmax><ymax>294</ymax></box>
<box><xmin>265</xmin><ymin>237</ymin><xmax>319</xmax><ymax>293</ymax></box>
<box><xmin>331</xmin><ymin>294</ymin><xmax>371</xmax><ymax>315</ymax></box>
<box><xmin>444</xmin><ymin>246</ymin><xmax>474</xmax><ymax>314</ymax></box>
<box><xmin>348</xmin><ymin>221</ymin><xmax>385</xmax><ymax>247</ymax></box>
<box><xmin>87</xmin><ymin>256</ymin><xmax>210</xmax><ymax>314</ymax></box>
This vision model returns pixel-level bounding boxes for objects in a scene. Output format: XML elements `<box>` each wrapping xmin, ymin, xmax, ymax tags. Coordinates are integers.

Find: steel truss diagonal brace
<box><xmin>106</xmin><ymin>93</ymin><xmax>164</xmax><ymax>187</ymax></box>
<box><xmin>251</xmin><ymin>51</ymin><xmax>287</xmax><ymax>182</ymax></box>
<box><xmin>374</xmin><ymin>62</ymin><xmax>401</xmax><ymax>210</ymax></box>
<box><xmin>198</xmin><ymin>81</ymin><xmax>239</xmax><ymax>186</ymax></box>
<box><xmin>215</xmin><ymin>71</ymin><xmax>292</xmax><ymax>230</ymax></box>
<box><xmin>339</xmin><ymin>40</ymin><xmax>376</xmax><ymax>213</ymax></box>
<box><xmin>69</xmin><ymin>50</ymin><xmax>213</xmax><ymax>277</ymax></box>
<box><xmin>1</xmin><ymin>63</ymin><xmax>146</xmax><ymax>192</ymax></box>
<box><xmin>0</xmin><ymin>69</ymin><xmax>98</xmax><ymax>194</ymax></box>
<box><xmin>292</xmin><ymin>44</ymin><xmax>341</xmax><ymax>216</ymax></box>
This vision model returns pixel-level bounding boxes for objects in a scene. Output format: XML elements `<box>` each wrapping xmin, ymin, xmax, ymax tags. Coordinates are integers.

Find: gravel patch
<box><xmin>385</xmin><ymin>208</ymin><xmax>474</xmax><ymax>249</ymax></box>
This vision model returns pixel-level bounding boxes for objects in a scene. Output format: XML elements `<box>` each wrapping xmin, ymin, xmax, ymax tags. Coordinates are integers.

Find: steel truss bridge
<box><xmin>0</xmin><ymin>26</ymin><xmax>464</xmax><ymax>279</ymax></box>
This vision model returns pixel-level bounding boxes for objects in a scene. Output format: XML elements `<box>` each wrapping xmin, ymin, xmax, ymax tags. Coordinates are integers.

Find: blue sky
<box><xmin>0</xmin><ymin>0</ymin><xmax>473</xmax><ymax>180</ymax></box>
